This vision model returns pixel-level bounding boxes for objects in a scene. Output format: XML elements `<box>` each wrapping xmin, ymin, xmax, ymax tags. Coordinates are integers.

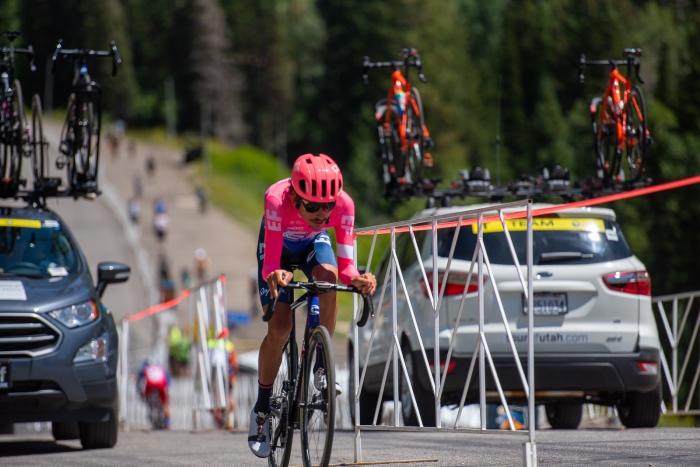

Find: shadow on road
<box><xmin>0</xmin><ymin>439</ymin><xmax>82</xmax><ymax>457</ymax></box>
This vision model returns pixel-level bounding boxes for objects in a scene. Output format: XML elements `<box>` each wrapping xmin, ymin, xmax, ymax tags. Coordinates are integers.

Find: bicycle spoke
<box><xmin>268</xmin><ymin>337</ymin><xmax>296</xmax><ymax>467</ymax></box>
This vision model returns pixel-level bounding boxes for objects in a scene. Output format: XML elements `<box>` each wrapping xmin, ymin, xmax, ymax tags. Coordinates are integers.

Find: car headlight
<box><xmin>49</xmin><ymin>300</ymin><xmax>98</xmax><ymax>328</ymax></box>
<box><xmin>74</xmin><ymin>332</ymin><xmax>108</xmax><ymax>363</ymax></box>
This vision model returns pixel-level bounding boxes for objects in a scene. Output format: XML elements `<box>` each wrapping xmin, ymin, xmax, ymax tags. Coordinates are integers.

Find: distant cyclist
<box><xmin>248</xmin><ymin>153</ymin><xmax>376</xmax><ymax>458</ymax></box>
<box><xmin>137</xmin><ymin>359</ymin><xmax>172</xmax><ymax>430</ymax></box>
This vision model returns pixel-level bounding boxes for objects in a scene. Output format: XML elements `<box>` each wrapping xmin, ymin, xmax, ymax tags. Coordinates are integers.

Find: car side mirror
<box><xmin>96</xmin><ymin>262</ymin><xmax>130</xmax><ymax>298</ymax></box>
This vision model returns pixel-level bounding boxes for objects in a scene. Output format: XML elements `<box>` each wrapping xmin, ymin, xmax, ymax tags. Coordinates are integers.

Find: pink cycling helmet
<box><xmin>291</xmin><ymin>153</ymin><xmax>343</xmax><ymax>203</ymax></box>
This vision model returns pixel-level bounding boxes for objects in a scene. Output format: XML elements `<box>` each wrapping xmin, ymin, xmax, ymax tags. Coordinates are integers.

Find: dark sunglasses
<box><xmin>299</xmin><ymin>198</ymin><xmax>336</xmax><ymax>213</ymax></box>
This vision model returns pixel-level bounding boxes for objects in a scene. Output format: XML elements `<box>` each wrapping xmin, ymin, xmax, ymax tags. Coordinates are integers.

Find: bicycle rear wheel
<box><xmin>31</xmin><ymin>94</ymin><xmax>46</xmax><ymax>182</ymax></box>
<box><xmin>7</xmin><ymin>80</ymin><xmax>25</xmax><ymax>188</ymax></box>
<box><xmin>300</xmin><ymin>326</ymin><xmax>335</xmax><ymax>467</ymax></box>
<box><xmin>406</xmin><ymin>87</ymin><xmax>426</xmax><ymax>186</ymax></box>
<box><xmin>593</xmin><ymin>94</ymin><xmax>619</xmax><ymax>183</ymax></box>
<box><xmin>625</xmin><ymin>86</ymin><xmax>647</xmax><ymax>183</ymax></box>
<box><xmin>269</xmin><ymin>336</ymin><xmax>298</xmax><ymax>467</ymax></box>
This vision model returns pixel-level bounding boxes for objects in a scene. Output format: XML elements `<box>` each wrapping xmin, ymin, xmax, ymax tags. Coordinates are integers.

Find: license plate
<box><xmin>523</xmin><ymin>293</ymin><xmax>568</xmax><ymax>315</ymax></box>
<box><xmin>0</xmin><ymin>360</ymin><xmax>11</xmax><ymax>390</ymax></box>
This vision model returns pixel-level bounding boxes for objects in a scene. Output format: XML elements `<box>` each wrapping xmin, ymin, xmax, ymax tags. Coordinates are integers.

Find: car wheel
<box><xmin>79</xmin><ymin>409</ymin><xmax>118</xmax><ymax>449</ymax></box>
<box><xmin>545</xmin><ymin>403</ymin><xmax>582</xmax><ymax>429</ymax></box>
<box><xmin>52</xmin><ymin>421</ymin><xmax>80</xmax><ymax>440</ymax></box>
<box><xmin>400</xmin><ymin>340</ymin><xmax>436</xmax><ymax>427</ymax></box>
<box><xmin>349</xmin><ymin>350</ymin><xmax>384</xmax><ymax>425</ymax></box>
<box><xmin>617</xmin><ymin>383</ymin><xmax>661</xmax><ymax>428</ymax></box>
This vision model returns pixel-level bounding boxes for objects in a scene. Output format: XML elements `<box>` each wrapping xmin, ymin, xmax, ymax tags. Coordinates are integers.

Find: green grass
<box><xmin>657</xmin><ymin>414</ymin><xmax>700</xmax><ymax>427</ymax></box>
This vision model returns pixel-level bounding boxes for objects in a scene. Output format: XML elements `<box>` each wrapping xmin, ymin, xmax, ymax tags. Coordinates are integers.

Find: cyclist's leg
<box><xmin>300</xmin><ymin>231</ymin><xmax>339</xmax><ymax>336</ymax></box>
<box><xmin>159</xmin><ymin>384</ymin><xmax>171</xmax><ymax>429</ymax></box>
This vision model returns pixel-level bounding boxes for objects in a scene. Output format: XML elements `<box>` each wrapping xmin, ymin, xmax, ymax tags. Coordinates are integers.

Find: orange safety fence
<box><xmin>355</xmin><ymin>174</ymin><xmax>700</xmax><ymax>236</ymax></box>
<box><xmin>125</xmin><ymin>289</ymin><xmax>191</xmax><ymax>322</ymax></box>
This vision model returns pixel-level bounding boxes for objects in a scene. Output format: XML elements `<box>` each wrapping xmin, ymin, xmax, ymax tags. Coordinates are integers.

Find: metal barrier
<box><xmin>118</xmin><ymin>275</ymin><xmax>230</xmax><ymax>431</ymax></box>
<box><xmin>653</xmin><ymin>290</ymin><xmax>700</xmax><ymax>415</ymax></box>
<box><xmin>352</xmin><ymin>200</ymin><xmax>537</xmax><ymax>466</ymax></box>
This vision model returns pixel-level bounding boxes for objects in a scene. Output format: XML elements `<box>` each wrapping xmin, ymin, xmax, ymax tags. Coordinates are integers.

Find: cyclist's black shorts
<box><xmin>256</xmin><ymin>221</ymin><xmax>337</xmax><ymax>308</ymax></box>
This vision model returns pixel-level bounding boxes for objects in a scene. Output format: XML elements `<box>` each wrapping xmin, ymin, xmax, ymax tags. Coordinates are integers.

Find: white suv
<box><xmin>349</xmin><ymin>203</ymin><xmax>662</xmax><ymax>429</ymax></box>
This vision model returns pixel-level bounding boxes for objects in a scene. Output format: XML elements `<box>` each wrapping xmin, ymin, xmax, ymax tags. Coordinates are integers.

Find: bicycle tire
<box><xmin>300</xmin><ymin>326</ymin><xmax>335</xmax><ymax>467</ymax></box>
<box><xmin>269</xmin><ymin>336</ymin><xmax>298</xmax><ymax>467</ymax></box>
<box><xmin>406</xmin><ymin>87</ymin><xmax>426</xmax><ymax>185</ymax></box>
<box><xmin>8</xmin><ymin>79</ymin><xmax>25</xmax><ymax>188</ymax></box>
<box><xmin>593</xmin><ymin>94</ymin><xmax>619</xmax><ymax>183</ymax></box>
<box><xmin>74</xmin><ymin>90</ymin><xmax>101</xmax><ymax>184</ymax></box>
<box><xmin>31</xmin><ymin>94</ymin><xmax>46</xmax><ymax>182</ymax></box>
<box><xmin>383</xmin><ymin>105</ymin><xmax>404</xmax><ymax>183</ymax></box>
<box><xmin>59</xmin><ymin>93</ymin><xmax>77</xmax><ymax>186</ymax></box>
<box><xmin>625</xmin><ymin>86</ymin><xmax>647</xmax><ymax>182</ymax></box>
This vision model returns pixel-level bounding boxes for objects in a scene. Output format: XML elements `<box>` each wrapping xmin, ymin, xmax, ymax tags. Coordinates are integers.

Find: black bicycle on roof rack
<box><xmin>0</xmin><ymin>31</ymin><xmax>36</xmax><ymax>197</ymax></box>
<box><xmin>51</xmin><ymin>39</ymin><xmax>120</xmax><ymax>197</ymax></box>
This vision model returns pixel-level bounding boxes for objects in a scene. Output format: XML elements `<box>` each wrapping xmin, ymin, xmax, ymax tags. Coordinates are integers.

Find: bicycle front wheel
<box><xmin>406</xmin><ymin>87</ymin><xmax>426</xmax><ymax>186</ymax></box>
<box><xmin>300</xmin><ymin>326</ymin><xmax>335</xmax><ymax>467</ymax></box>
<box><xmin>9</xmin><ymin>79</ymin><xmax>26</xmax><ymax>187</ymax></box>
<box><xmin>74</xmin><ymin>90</ymin><xmax>101</xmax><ymax>184</ymax></box>
<box><xmin>31</xmin><ymin>94</ymin><xmax>46</xmax><ymax>182</ymax></box>
<box><xmin>625</xmin><ymin>86</ymin><xmax>647</xmax><ymax>183</ymax></box>
<box><xmin>593</xmin><ymin>94</ymin><xmax>619</xmax><ymax>183</ymax></box>
<box><xmin>269</xmin><ymin>336</ymin><xmax>298</xmax><ymax>467</ymax></box>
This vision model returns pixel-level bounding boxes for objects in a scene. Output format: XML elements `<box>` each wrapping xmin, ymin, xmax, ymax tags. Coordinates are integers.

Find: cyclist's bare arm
<box><xmin>266</xmin><ymin>269</ymin><xmax>293</xmax><ymax>299</ymax></box>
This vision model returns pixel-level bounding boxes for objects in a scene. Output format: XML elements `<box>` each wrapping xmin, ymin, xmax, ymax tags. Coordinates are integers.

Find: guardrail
<box><xmin>653</xmin><ymin>290</ymin><xmax>700</xmax><ymax>415</ymax></box>
<box><xmin>352</xmin><ymin>200</ymin><xmax>537</xmax><ymax>466</ymax></box>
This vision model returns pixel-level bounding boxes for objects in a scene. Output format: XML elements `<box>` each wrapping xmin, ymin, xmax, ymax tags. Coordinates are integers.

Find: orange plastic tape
<box><xmin>355</xmin><ymin>174</ymin><xmax>700</xmax><ymax>236</ymax></box>
<box><xmin>125</xmin><ymin>289</ymin><xmax>191</xmax><ymax>322</ymax></box>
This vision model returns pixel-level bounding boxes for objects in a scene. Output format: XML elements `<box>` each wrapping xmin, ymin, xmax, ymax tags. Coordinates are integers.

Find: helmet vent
<box><xmin>321</xmin><ymin>180</ymin><xmax>327</xmax><ymax>198</ymax></box>
<box><xmin>311</xmin><ymin>180</ymin><xmax>317</xmax><ymax>197</ymax></box>
<box><xmin>330</xmin><ymin>180</ymin><xmax>336</xmax><ymax>196</ymax></box>
<box><xmin>305</xmin><ymin>158</ymin><xmax>312</xmax><ymax>164</ymax></box>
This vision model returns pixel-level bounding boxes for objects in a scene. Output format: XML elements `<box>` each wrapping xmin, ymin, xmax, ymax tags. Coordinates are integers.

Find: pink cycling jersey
<box><xmin>262</xmin><ymin>178</ymin><xmax>360</xmax><ymax>285</ymax></box>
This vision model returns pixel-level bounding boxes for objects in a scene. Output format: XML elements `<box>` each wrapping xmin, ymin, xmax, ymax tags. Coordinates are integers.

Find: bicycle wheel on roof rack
<box><xmin>6</xmin><ymin>80</ymin><xmax>26</xmax><ymax>190</ymax></box>
<box><xmin>406</xmin><ymin>87</ymin><xmax>426</xmax><ymax>186</ymax></box>
<box><xmin>625</xmin><ymin>86</ymin><xmax>647</xmax><ymax>183</ymax></box>
<box><xmin>592</xmin><ymin>94</ymin><xmax>620</xmax><ymax>183</ymax></box>
<box><xmin>73</xmin><ymin>90</ymin><xmax>101</xmax><ymax>186</ymax></box>
<box><xmin>382</xmin><ymin>107</ymin><xmax>404</xmax><ymax>188</ymax></box>
<box><xmin>31</xmin><ymin>94</ymin><xmax>47</xmax><ymax>182</ymax></box>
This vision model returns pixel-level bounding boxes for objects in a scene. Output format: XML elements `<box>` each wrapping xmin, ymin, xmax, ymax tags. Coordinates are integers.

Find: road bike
<box><xmin>0</xmin><ymin>31</ymin><xmax>36</xmax><ymax>196</ymax></box>
<box><xmin>362</xmin><ymin>48</ymin><xmax>433</xmax><ymax>196</ymax></box>
<box><xmin>51</xmin><ymin>39</ymin><xmax>121</xmax><ymax>196</ymax></box>
<box><xmin>263</xmin><ymin>279</ymin><xmax>373</xmax><ymax>467</ymax></box>
<box><xmin>146</xmin><ymin>389</ymin><xmax>167</xmax><ymax>430</ymax></box>
<box><xmin>579</xmin><ymin>48</ymin><xmax>652</xmax><ymax>185</ymax></box>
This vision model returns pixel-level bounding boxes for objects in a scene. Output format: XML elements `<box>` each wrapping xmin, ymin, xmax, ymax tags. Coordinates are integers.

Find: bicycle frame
<box><xmin>383</xmin><ymin>69</ymin><xmax>424</xmax><ymax>154</ymax></box>
<box><xmin>600</xmin><ymin>68</ymin><xmax>636</xmax><ymax>151</ymax></box>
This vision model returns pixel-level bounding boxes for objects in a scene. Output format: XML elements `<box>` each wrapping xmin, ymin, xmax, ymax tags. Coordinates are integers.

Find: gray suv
<box><xmin>0</xmin><ymin>205</ymin><xmax>130</xmax><ymax>448</ymax></box>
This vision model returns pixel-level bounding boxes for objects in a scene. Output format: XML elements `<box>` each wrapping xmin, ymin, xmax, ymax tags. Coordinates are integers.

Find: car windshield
<box><xmin>0</xmin><ymin>219</ymin><xmax>79</xmax><ymax>278</ymax></box>
<box><xmin>437</xmin><ymin>216</ymin><xmax>633</xmax><ymax>265</ymax></box>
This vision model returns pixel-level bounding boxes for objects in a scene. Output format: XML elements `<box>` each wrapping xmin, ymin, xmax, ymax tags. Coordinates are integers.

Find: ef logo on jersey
<box><xmin>266</xmin><ymin>209</ymin><xmax>282</xmax><ymax>231</ymax></box>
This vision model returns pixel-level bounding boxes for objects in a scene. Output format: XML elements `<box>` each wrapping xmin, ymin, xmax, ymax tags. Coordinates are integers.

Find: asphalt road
<box><xmin>1</xmin><ymin>427</ymin><xmax>700</xmax><ymax>466</ymax></box>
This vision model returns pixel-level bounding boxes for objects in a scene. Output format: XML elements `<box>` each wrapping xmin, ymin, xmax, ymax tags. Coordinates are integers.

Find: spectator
<box><xmin>181</xmin><ymin>267</ymin><xmax>194</xmax><ymax>290</ymax></box>
<box><xmin>195</xmin><ymin>248</ymin><xmax>209</xmax><ymax>282</ymax></box>
<box><xmin>128</xmin><ymin>198</ymin><xmax>142</xmax><ymax>224</ymax></box>
<box><xmin>154</xmin><ymin>212</ymin><xmax>170</xmax><ymax>243</ymax></box>
<box><xmin>147</xmin><ymin>155</ymin><xmax>156</xmax><ymax>177</ymax></box>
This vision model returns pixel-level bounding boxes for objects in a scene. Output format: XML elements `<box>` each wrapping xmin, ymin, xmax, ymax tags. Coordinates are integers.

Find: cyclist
<box><xmin>137</xmin><ymin>359</ymin><xmax>172</xmax><ymax>430</ymax></box>
<box><xmin>248</xmin><ymin>153</ymin><xmax>377</xmax><ymax>458</ymax></box>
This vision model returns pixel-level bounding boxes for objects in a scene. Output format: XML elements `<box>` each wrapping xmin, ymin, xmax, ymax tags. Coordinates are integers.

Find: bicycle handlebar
<box><xmin>0</xmin><ymin>31</ymin><xmax>36</xmax><ymax>72</ymax></box>
<box><xmin>362</xmin><ymin>48</ymin><xmax>427</xmax><ymax>85</ymax></box>
<box><xmin>263</xmin><ymin>281</ymin><xmax>375</xmax><ymax>327</ymax></box>
<box><xmin>578</xmin><ymin>49</ymin><xmax>644</xmax><ymax>85</ymax></box>
<box><xmin>51</xmin><ymin>40</ymin><xmax>122</xmax><ymax>77</ymax></box>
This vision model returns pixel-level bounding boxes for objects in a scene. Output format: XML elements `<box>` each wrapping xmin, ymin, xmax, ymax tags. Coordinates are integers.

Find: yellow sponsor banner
<box><xmin>472</xmin><ymin>217</ymin><xmax>605</xmax><ymax>234</ymax></box>
<box><xmin>0</xmin><ymin>219</ymin><xmax>42</xmax><ymax>229</ymax></box>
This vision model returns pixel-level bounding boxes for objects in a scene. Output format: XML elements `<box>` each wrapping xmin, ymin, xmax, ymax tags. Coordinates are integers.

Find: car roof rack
<box><xmin>384</xmin><ymin>164</ymin><xmax>652</xmax><ymax>208</ymax></box>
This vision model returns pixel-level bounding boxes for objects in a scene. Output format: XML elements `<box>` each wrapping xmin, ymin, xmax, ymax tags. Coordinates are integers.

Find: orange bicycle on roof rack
<box><xmin>579</xmin><ymin>48</ymin><xmax>653</xmax><ymax>186</ymax></box>
<box><xmin>362</xmin><ymin>48</ymin><xmax>433</xmax><ymax>195</ymax></box>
